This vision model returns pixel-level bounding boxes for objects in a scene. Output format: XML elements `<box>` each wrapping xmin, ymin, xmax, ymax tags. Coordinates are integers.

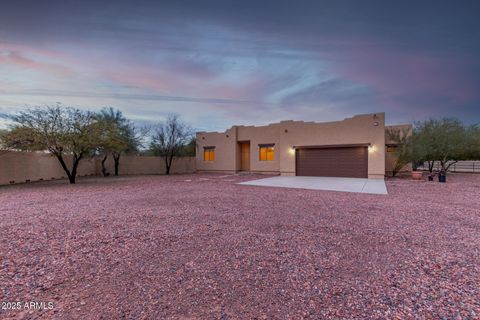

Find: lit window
<box><xmin>387</xmin><ymin>145</ymin><xmax>398</xmax><ymax>153</ymax></box>
<box><xmin>259</xmin><ymin>144</ymin><xmax>274</xmax><ymax>161</ymax></box>
<box><xmin>203</xmin><ymin>147</ymin><xmax>215</xmax><ymax>161</ymax></box>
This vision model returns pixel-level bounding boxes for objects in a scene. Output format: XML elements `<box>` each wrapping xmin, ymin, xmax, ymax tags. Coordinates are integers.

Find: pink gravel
<box><xmin>0</xmin><ymin>173</ymin><xmax>479</xmax><ymax>319</ymax></box>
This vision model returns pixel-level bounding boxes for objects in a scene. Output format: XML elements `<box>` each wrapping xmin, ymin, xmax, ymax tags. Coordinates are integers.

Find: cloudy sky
<box><xmin>0</xmin><ymin>0</ymin><xmax>479</xmax><ymax>131</ymax></box>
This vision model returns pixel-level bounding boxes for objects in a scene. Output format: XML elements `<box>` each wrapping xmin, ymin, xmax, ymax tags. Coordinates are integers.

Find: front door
<box><xmin>239</xmin><ymin>142</ymin><xmax>250</xmax><ymax>171</ymax></box>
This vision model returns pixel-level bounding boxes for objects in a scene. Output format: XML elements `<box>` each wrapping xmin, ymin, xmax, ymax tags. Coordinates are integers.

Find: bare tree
<box><xmin>2</xmin><ymin>105</ymin><xmax>99</xmax><ymax>184</ymax></box>
<box><xmin>150</xmin><ymin>114</ymin><xmax>193</xmax><ymax>175</ymax></box>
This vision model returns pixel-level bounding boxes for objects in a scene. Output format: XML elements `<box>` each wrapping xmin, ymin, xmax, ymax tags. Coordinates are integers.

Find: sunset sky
<box><xmin>1</xmin><ymin>0</ymin><xmax>479</xmax><ymax>131</ymax></box>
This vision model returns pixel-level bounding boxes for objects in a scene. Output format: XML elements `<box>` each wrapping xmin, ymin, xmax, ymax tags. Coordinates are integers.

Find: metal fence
<box><xmin>418</xmin><ymin>161</ymin><xmax>480</xmax><ymax>173</ymax></box>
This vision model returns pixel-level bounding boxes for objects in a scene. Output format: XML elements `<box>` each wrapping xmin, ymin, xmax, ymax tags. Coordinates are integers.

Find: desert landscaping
<box><xmin>1</xmin><ymin>173</ymin><xmax>479</xmax><ymax>319</ymax></box>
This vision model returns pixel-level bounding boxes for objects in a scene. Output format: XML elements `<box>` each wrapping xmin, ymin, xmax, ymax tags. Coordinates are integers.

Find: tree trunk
<box><xmin>165</xmin><ymin>156</ymin><xmax>171</xmax><ymax>175</ymax></box>
<box><xmin>428</xmin><ymin>160</ymin><xmax>434</xmax><ymax>173</ymax></box>
<box><xmin>113</xmin><ymin>153</ymin><xmax>121</xmax><ymax>176</ymax></box>
<box><xmin>101</xmin><ymin>154</ymin><xmax>108</xmax><ymax>177</ymax></box>
<box><xmin>70</xmin><ymin>154</ymin><xmax>82</xmax><ymax>184</ymax></box>
<box><xmin>441</xmin><ymin>160</ymin><xmax>449</xmax><ymax>173</ymax></box>
<box><xmin>166</xmin><ymin>154</ymin><xmax>175</xmax><ymax>175</ymax></box>
<box><xmin>56</xmin><ymin>154</ymin><xmax>74</xmax><ymax>184</ymax></box>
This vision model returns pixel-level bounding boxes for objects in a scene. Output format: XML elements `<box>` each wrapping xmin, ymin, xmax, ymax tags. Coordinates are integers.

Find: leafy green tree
<box><xmin>95</xmin><ymin>107</ymin><xmax>141</xmax><ymax>176</ymax></box>
<box><xmin>412</xmin><ymin>121</ymin><xmax>436</xmax><ymax>172</ymax></box>
<box><xmin>0</xmin><ymin>129</ymin><xmax>9</xmax><ymax>156</ymax></box>
<box><xmin>386</xmin><ymin>127</ymin><xmax>412</xmax><ymax>176</ymax></box>
<box><xmin>1</xmin><ymin>105</ymin><xmax>99</xmax><ymax>184</ymax></box>
<box><xmin>150</xmin><ymin>114</ymin><xmax>193</xmax><ymax>174</ymax></box>
<box><xmin>413</xmin><ymin>118</ymin><xmax>469</xmax><ymax>174</ymax></box>
<box><xmin>466</xmin><ymin>125</ymin><xmax>480</xmax><ymax>160</ymax></box>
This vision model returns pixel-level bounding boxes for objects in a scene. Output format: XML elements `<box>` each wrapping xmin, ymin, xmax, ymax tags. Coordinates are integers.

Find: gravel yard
<box><xmin>1</xmin><ymin>173</ymin><xmax>479</xmax><ymax>319</ymax></box>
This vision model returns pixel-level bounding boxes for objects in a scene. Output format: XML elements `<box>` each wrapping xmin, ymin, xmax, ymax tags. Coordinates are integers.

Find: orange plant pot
<box><xmin>411</xmin><ymin>171</ymin><xmax>423</xmax><ymax>180</ymax></box>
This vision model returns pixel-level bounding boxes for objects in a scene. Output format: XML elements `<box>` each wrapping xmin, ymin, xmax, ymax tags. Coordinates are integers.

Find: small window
<box><xmin>259</xmin><ymin>144</ymin><xmax>274</xmax><ymax>161</ymax></box>
<box><xmin>203</xmin><ymin>147</ymin><xmax>215</xmax><ymax>161</ymax></box>
<box><xmin>387</xmin><ymin>145</ymin><xmax>398</xmax><ymax>153</ymax></box>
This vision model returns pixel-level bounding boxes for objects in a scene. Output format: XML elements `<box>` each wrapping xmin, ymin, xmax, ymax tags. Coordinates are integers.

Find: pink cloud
<box><xmin>0</xmin><ymin>49</ymin><xmax>73</xmax><ymax>77</ymax></box>
<box><xmin>0</xmin><ymin>41</ymin><xmax>268</xmax><ymax>106</ymax></box>
<box><xmin>0</xmin><ymin>41</ymin><xmax>80</xmax><ymax>76</ymax></box>
<box><xmin>100</xmin><ymin>58</ymin><xmax>265</xmax><ymax>102</ymax></box>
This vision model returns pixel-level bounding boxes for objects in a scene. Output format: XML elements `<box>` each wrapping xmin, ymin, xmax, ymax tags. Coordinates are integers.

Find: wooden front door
<box><xmin>239</xmin><ymin>142</ymin><xmax>250</xmax><ymax>171</ymax></box>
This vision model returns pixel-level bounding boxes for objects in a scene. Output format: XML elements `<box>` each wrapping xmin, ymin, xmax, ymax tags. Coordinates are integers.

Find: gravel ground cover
<box><xmin>0</xmin><ymin>173</ymin><xmax>479</xmax><ymax>319</ymax></box>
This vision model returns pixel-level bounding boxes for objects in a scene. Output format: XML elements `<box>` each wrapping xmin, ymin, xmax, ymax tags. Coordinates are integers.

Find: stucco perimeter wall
<box><xmin>196</xmin><ymin>113</ymin><xmax>387</xmax><ymax>179</ymax></box>
<box><xmin>0</xmin><ymin>151</ymin><xmax>196</xmax><ymax>186</ymax></box>
<box><xmin>0</xmin><ymin>151</ymin><xmax>96</xmax><ymax>185</ymax></box>
<box><xmin>101</xmin><ymin>155</ymin><xmax>196</xmax><ymax>175</ymax></box>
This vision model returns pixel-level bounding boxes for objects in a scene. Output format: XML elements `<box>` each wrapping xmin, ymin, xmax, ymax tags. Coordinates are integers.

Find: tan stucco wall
<box><xmin>196</xmin><ymin>113</ymin><xmax>388</xmax><ymax>179</ymax></box>
<box><xmin>196</xmin><ymin>127</ymin><xmax>238</xmax><ymax>172</ymax></box>
<box><xmin>101</xmin><ymin>155</ymin><xmax>196</xmax><ymax>176</ymax></box>
<box><xmin>237</xmin><ymin>124</ymin><xmax>281</xmax><ymax>173</ymax></box>
<box><xmin>0</xmin><ymin>151</ymin><xmax>195</xmax><ymax>186</ymax></box>
<box><xmin>280</xmin><ymin>114</ymin><xmax>386</xmax><ymax>178</ymax></box>
<box><xmin>0</xmin><ymin>151</ymin><xmax>96</xmax><ymax>185</ymax></box>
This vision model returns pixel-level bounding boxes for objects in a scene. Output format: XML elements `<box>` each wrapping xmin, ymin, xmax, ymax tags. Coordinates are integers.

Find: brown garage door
<box><xmin>295</xmin><ymin>146</ymin><xmax>368</xmax><ymax>178</ymax></box>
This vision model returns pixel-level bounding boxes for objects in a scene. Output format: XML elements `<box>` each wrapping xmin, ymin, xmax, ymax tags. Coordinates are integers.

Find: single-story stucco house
<box><xmin>196</xmin><ymin>112</ymin><xmax>411</xmax><ymax>179</ymax></box>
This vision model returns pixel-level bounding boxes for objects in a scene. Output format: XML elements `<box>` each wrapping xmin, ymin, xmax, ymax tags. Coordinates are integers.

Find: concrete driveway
<box><xmin>238</xmin><ymin>176</ymin><xmax>388</xmax><ymax>195</ymax></box>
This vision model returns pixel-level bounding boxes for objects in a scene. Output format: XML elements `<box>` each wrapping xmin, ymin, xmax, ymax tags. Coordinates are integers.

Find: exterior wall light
<box><xmin>288</xmin><ymin>147</ymin><xmax>295</xmax><ymax>155</ymax></box>
<box><xmin>368</xmin><ymin>145</ymin><xmax>375</xmax><ymax>153</ymax></box>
